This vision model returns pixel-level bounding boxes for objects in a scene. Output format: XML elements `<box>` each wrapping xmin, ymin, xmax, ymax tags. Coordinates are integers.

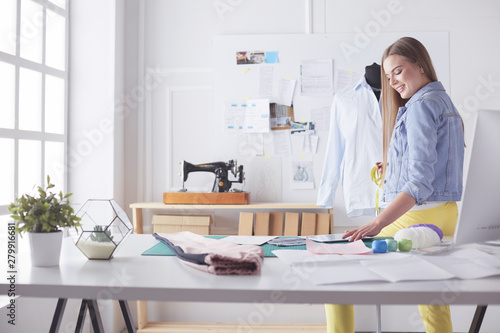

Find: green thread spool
<box><xmin>398</xmin><ymin>238</ymin><xmax>412</xmax><ymax>252</ymax></box>
<box><xmin>386</xmin><ymin>239</ymin><xmax>398</xmax><ymax>252</ymax></box>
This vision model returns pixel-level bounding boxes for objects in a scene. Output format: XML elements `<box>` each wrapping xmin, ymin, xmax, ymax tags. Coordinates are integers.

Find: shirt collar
<box><xmin>354</xmin><ymin>75</ymin><xmax>371</xmax><ymax>92</ymax></box>
<box><xmin>405</xmin><ymin>81</ymin><xmax>445</xmax><ymax>107</ymax></box>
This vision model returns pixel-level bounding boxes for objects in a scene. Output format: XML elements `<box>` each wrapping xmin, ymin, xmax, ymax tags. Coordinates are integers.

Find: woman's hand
<box><xmin>343</xmin><ymin>219</ymin><xmax>385</xmax><ymax>242</ymax></box>
<box><xmin>375</xmin><ymin>161</ymin><xmax>383</xmax><ymax>174</ymax></box>
<box><xmin>344</xmin><ymin>192</ymin><xmax>416</xmax><ymax>242</ymax></box>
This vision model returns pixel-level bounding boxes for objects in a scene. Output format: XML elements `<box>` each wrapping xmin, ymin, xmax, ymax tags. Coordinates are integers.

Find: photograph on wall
<box><xmin>236</xmin><ymin>51</ymin><xmax>266</xmax><ymax>65</ymax></box>
<box><xmin>270</xmin><ymin>103</ymin><xmax>294</xmax><ymax>130</ymax></box>
<box><xmin>290</xmin><ymin>121</ymin><xmax>315</xmax><ymax>135</ymax></box>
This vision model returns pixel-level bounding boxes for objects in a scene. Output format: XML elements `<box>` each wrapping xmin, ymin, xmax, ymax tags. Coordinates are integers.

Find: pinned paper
<box><xmin>306</xmin><ymin>238</ymin><xmax>372</xmax><ymax>255</ymax></box>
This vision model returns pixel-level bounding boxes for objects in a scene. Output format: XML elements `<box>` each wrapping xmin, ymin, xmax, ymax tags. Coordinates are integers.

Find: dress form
<box><xmin>365</xmin><ymin>62</ymin><xmax>381</xmax><ymax>100</ymax></box>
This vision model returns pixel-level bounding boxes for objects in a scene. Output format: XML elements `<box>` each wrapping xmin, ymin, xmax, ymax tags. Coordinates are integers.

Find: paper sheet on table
<box><xmin>421</xmin><ymin>256</ymin><xmax>500</xmax><ymax>280</ymax></box>
<box><xmin>273</xmin><ymin>249</ymin><xmax>405</xmax><ymax>266</ymax></box>
<box><xmin>420</xmin><ymin>248</ymin><xmax>500</xmax><ymax>280</ymax></box>
<box><xmin>296</xmin><ymin>261</ymin><xmax>387</xmax><ymax>285</ymax></box>
<box><xmin>306</xmin><ymin>238</ymin><xmax>372</xmax><ymax>255</ymax></box>
<box><xmin>221</xmin><ymin>236</ymin><xmax>276</xmax><ymax>246</ymax></box>
<box><xmin>273</xmin><ymin>249</ymin><xmax>345</xmax><ymax>265</ymax></box>
<box><xmin>360</xmin><ymin>256</ymin><xmax>455</xmax><ymax>283</ymax></box>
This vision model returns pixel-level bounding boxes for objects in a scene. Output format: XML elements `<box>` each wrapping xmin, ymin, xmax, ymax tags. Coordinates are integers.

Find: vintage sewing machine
<box><xmin>180</xmin><ymin>159</ymin><xmax>244</xmax><ymax>193</ymax></box>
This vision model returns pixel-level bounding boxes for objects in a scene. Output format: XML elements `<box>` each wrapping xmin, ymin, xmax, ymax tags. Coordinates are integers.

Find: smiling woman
<box><xmin>331</xmin><ymin>36</ymin><xmax>465</xmax><ymax>333</ymax></box>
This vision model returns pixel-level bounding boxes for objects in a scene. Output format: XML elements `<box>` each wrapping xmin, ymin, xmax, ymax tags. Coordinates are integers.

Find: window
<box><xmin>0</xmin><ymin>0</ymin><xmax>69</xmax><ymax>235</ymax></box>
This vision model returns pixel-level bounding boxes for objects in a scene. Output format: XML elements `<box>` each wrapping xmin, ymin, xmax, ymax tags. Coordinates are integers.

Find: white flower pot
<box><xmin>28</xmin><ymin>231</ymin><xmax>63</xmax><ymax>267</ymax></box>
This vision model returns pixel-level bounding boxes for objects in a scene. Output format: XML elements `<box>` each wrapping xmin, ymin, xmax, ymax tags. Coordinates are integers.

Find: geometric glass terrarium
<box><xmin>69</xmin><ymin>199</ymin><xmax>133</xmax><ymax>260</ymax></box>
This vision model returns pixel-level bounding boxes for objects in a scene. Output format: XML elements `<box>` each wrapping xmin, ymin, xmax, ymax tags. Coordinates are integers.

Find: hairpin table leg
<box><xmin>469</xmin><ymin>305</ymin><xmax>487</xmax><ymax>333</ymax></box>
<box><xmin>49</xmin><ymin>298</ymin><xmax>67</xmax><ymax>333</ymax></box>
<box><xmin>119</xmin><ymin>300</ymin><xmax>137</xmax><ymax>332</ymax></box>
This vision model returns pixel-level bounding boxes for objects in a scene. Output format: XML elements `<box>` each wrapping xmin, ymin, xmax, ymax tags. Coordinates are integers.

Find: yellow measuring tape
<box><xmin>371</xmin><ymin>166</ymin><xmax>383</xmax><ymax>214</ymax></box>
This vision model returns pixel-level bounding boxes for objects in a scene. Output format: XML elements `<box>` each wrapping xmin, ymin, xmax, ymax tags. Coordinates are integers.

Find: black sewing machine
<box><xmin>180</xmin><ymin>160</ymin><xmax>244</xmax><ymax>193</ymax></box>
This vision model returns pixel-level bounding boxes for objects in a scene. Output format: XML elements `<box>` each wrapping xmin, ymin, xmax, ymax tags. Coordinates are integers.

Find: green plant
<box><xmin>90</xmin><ymin>225</ymin><xmax>114</xmax><ymax>242</ymax></box>
<box><xmin>8</xmin><ymin>176</ymin><xmax>81</xmax><ymax>234</ymax></box>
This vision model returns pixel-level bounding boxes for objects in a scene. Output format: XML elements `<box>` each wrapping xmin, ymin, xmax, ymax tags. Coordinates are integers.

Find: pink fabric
<box><xmin>158</xmin><ymin>231</ymin><xmax>264</xmax><ymax>275</ymax></box>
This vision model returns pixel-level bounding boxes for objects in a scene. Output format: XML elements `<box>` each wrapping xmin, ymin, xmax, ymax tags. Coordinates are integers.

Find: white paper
<box><xmin>272</xmin><ymin>130</ymin><xmax>292</xmax><ymax>157</ymax></box>
<box><xmin>360</xmin><ymin>256</ymin><xmax>455</xmax><ymax>283</ymax></box>
<box><xmin>245</xmin><ymin>99</ymin><xmax>270</xmax><ymax>133</ymax></box>
<box><xmin>422</xmin><ymin>256</ymin><xmax>500</xmax><ymax>280</ymax></box>
<box><xmin>333</xmin><ymin>69</ymin><xmax>362</xmax><ymax>92</ymax></box>
<box><xmin>302</xmin><ymin>135</ymin><xmax>319</xmax><ymax>153</ymax></box>
<box><xmin>302</xmin><ymin>261</ymin><xmax>387</xmax><ymax>285</ymax></box>
<box><xmin>221</xmin><ymin>235</ymin><xmax>277</xmax><ymax>246</ymax></box>
<box><xmin>310</xmin><ymin>106</ymin><xmax>331</xmax><ymax>131</ymax></box>
<box><xmin>273</xmin><ymin>249</ymin><xmax>345</xmax><ymax>265</ymax></box>
<box><xmin>300</xmin><ymin>59</ymin><xmax>334</xmax><ymax>96</ymax></box>
<box><xmin>224</xmin><ymin>101</ymin><xmax>246</xmax><ymax>133</ymax></box>
<box><xmin>259</xmin><ymin>66</ymin><xmax>274</xmax><ymax>100</ymax></box>
<box><xmin>273</xmin><ymin>244</ymin><xmax>500</xmax><ymax>285</ymax></box>
<box><xmin>238</xmin><ymin>133</ymin><xmax>264</xmax><ymax>157</ymax></box>
<box><xmin>276</xmin><ymin>78</ymin><xmax>296</xmax><ymax>106</ymax></box>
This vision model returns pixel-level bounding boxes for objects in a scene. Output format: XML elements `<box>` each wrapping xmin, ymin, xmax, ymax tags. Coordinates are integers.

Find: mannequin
<box><xmin>365</xmin><ymin>62</ymin><xmax>381</xmax><ymax>100</ymax></box>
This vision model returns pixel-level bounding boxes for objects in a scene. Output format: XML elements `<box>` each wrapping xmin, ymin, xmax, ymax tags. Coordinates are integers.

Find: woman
<box><xmin>325</xmin><ymin>37</ymin><xmax>464</xmax><ymax>333</ymax></box>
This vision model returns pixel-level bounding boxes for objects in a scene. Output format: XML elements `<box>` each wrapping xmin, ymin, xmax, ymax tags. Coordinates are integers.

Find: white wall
<box><xmin>114</xmin><ymin>1</ymin><xmax>500</xmax><ymax>332</ymax></box>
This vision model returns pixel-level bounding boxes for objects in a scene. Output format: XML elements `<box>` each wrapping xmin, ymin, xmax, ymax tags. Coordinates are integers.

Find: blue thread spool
<box><xmin>372</xmin><ymin>240</ymin><xmax>388</xmax><ymax>253</ymax></box>
<box><xmin>386</xmin><ymin>239</ymin><xmax>398</xmax><ymax>252</ymax></box>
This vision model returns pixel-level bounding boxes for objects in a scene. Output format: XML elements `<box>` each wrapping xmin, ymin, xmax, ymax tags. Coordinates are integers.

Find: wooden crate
<box><xmin>152</xmin><ymin>215</ymin><xmax>211</xmax><ymax>235</ymax></box>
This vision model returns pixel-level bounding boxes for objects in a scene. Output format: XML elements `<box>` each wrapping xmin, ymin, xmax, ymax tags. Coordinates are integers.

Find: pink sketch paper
<box><xmin>306</xmin><ymin>238</ymin><xmax>372</xmax><ymax>255</ymax></box>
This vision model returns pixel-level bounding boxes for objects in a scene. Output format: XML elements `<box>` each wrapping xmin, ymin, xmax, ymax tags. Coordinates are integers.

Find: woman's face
<box><xmin>383</xmin><ymin>54</ymin><xmax>431</xmax><ymax>99</ymax></box>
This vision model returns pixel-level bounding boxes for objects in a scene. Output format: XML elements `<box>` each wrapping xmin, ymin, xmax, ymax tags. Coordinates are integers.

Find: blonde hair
<box><xmin>380</xmin><ymin>37</ymin><xmax>437</xmax><ymax>181</ymax></box>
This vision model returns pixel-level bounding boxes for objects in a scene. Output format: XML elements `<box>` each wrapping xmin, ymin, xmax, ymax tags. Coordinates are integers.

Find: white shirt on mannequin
<box><xmin>317</xmin><ymin>76</ymin><xmax>382</xmax><ymax>217</ymax></box>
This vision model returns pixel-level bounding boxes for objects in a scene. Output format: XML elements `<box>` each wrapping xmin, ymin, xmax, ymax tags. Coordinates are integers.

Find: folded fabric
<box><xmin>153</xmin><ymin>232</ymin><xmax>264</xmax><ymax>275</ymax></box>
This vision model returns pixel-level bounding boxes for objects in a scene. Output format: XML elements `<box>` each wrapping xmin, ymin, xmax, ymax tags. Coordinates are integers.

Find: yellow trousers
<box><xmin>325</xmin><ymin>202</ymin><xmax>458</xmax><ymax>333</ymax></box>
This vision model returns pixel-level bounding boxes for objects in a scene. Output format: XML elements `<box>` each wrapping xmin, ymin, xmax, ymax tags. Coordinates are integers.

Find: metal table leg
<box><xmin>86</xmin><ymin>299</ymin><xmax>105</xmax><ymax>333</ymax></box>
<box><xmin>119</xmin><ymin>300</ymin><xmax>137</xmax><ymax>333</ymax></box>
<box><xmin>49</xmin><ymin>298</ymin><xmax>68</xmax><ymax>333</ymax></box>
<box><xmin>469</xmin><ymin>305</ymin><xmax>488</xmax><ymax>333</ymax></box>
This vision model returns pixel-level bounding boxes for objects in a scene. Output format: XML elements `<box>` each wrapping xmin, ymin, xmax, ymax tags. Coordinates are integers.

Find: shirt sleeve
<box><xmin>400</xmin><ymin>98</ymin><xmax>440</xmax><ymax>204</ymax></box>
<box><xmin>316</xmin><ymin>95</ymin><xmax>345</xmax><ymax>208</ymax></box>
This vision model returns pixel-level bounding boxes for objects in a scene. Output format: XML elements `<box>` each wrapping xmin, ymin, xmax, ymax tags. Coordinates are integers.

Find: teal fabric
<box><xmin>142</xmin><ymin>235</ymin><xmax>305</xmax><ymax>258</ymax></box>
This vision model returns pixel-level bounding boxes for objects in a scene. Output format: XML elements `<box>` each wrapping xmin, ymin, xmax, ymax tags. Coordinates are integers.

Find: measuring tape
<box><xmin>371</xmin><ymin>166</ymin><xmax>383</xmax><ymax>214</ymax></box>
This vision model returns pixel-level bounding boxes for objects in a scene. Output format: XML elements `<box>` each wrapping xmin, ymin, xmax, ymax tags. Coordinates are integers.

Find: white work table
<box><xmin>3</xmin><ymin>234</ymin><xmax>500</xmax><ymax>305</ymax></box>
<box><xmin>2</xmin><ymin>234</ymin><xmax>499</xmax><ymax>333</ymax></box>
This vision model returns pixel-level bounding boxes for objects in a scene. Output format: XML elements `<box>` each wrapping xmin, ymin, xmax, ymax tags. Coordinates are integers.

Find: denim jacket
<box><xmin>382</xmin><ymin>81</ymin><xmax>464</xmax><ymax>205</ymax></box>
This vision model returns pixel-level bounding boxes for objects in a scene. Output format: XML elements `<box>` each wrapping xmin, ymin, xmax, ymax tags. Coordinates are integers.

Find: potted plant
<box><xmin>8</xmin><ymin>176</ymin><xmax>81</xmax><ymax>267</ymax></box>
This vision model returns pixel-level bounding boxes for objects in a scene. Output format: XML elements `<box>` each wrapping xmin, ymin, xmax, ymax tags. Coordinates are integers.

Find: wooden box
<box><xmin>163</xmin><ymin>192</ymin><xmax>249</xmax><ymax>205</ymax></box>
<box><xmin>152</xmin><ymin>215</ymin><xmax>212</xmax><ymax>235</ymax></box>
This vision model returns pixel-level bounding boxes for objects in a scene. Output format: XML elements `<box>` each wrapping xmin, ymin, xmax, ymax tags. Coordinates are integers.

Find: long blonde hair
<box><xmin>380</xmin><ymin>37</ymin><xmax>437</xmax><ymax>181</ymax></box>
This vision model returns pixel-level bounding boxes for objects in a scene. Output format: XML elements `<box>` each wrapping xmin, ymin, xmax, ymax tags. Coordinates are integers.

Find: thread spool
<box><xmin>372</xmin><ymin>240</ymin><xmax>388</xmax><ymax>253</ymax></box>
<box><xmin>398</xmin><ymin>239</ymin><xmax>412</xmax><ymax>252</ymax></box>
<box><xmin>386</xmin><ymin>239</ymin><xmax>398</xmax><ymax>252</ymax></box>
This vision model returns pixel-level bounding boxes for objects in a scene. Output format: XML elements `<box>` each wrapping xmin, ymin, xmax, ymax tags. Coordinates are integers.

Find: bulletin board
<box><xmin>211</xmin><ymin>32</ymin><xmax>449</xmax><ymax>203</ymax></box>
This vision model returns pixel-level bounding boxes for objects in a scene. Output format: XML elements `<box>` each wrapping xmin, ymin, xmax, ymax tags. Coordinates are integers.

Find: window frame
<box><xmin>0</xmin><ymin>0</ymin><xmax>69</xmax><ymax>216</ymax></box>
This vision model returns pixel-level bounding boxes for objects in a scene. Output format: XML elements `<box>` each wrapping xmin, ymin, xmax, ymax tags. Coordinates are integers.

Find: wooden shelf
<box><xmin>138</xmin><ymin>322</ymin><xmax>327</xmax><ymax>332</ymax></box>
